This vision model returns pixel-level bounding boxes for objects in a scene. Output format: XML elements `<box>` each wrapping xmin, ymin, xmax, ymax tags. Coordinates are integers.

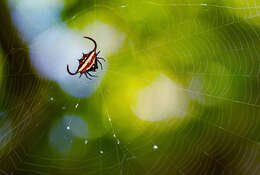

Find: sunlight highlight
<box><xmin>132</xmin><ymin>74</ymin><xmax>190</xmax><ymax>122</ymax></box>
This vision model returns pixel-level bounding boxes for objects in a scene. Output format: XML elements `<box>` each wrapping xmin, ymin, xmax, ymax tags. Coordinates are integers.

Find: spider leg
<box><xmin>97</xmin><ymin>59</ymin><xmax>103</xmax><ymax>70</ymax></box>
<box><xmin>89</xmin><ymin>66</ymin><xmax>95</xmax><ymax>72</ymax></box>
<box><xmin>84</xmin><ymin>73</ymin><xmax>92</xmax><ymax>80</ymax></box>
<box><xmin>79</xmin><ymin>73</ymin><xmax>83</xmax><ymax>78</ymax></box>
<box><xmin>92</xmin><ymin>59</ymin><xmax>98</xmax><ymax>71</ymax></box>
<box><xmin>97</xmin><ymin>57</ymin><xmax>106</xmax><ymax>62</ymax></box>
<box><xmin>87</xmin><ymin>72</ymin><xmax>97</xmax><ymax>77</ymax></box>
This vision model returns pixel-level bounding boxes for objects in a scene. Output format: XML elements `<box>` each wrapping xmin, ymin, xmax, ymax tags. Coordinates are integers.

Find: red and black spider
<box><xmin>67</xmin><ymin>36</ymin><xmax>105</xmax><ymax>80</ymax></box>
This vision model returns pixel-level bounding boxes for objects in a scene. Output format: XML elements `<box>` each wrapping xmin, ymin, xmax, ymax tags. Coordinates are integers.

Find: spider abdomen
<box><xmin>78</xmin><ymin>51</ymin><xmax>96</xmax><ymax>73</ymax></box>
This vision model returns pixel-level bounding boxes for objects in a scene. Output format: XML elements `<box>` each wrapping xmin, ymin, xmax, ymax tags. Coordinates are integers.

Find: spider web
<box><xmin>1</xmin><ymin>0</ymin><xmax>260</xmax><ymax>175</ymax></box>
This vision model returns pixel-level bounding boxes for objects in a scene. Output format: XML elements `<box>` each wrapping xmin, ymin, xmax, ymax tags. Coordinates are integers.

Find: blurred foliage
<box><xmin>0</xmin><ymin>46</ymin><xmax>4</xmax><ymax>89</ymax></box>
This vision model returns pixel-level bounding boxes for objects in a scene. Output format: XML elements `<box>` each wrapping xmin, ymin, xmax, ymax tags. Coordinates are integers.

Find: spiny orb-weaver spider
<box><xmin>67</xmin><ymin>36</ymin><xmax>105</xmax><ymax>80</ymax></box>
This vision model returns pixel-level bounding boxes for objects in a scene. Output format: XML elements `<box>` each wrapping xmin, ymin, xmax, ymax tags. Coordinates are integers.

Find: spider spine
<box><xmin>67</xmin><ymin>64</ymin><xmax>77</xmax><ymax>75</ymax></box>
<box><xmin>83</xmin><ymin>36</ymin><xmax>97</xmax><ymax>51</ymax></box>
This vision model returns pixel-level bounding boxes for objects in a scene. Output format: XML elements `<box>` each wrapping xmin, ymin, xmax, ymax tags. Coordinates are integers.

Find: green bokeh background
<box><xmin>1</xmin><ymin>0</ymin><xmax>260</xmax><ymax>174</ymax></box>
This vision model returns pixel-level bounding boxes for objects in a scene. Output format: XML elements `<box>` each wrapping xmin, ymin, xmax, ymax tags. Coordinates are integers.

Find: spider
<box><xmin>67</xmin><ymin>36</ymin><xmax>105</xmax><ymax>80</ymax></box>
